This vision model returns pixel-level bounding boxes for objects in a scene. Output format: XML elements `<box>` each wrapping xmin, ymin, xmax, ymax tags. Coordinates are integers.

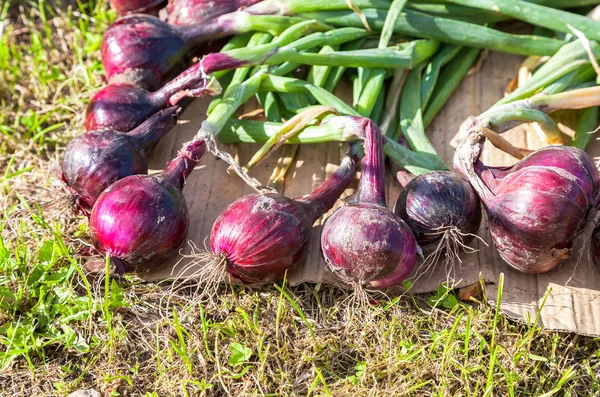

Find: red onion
<box><xmin>394</xmin><ymin>171</ymin><xmax>482</xmax><ymax>245</ymax></box>
<box><xmin>207</xmin><ymin>148</ymin><xmax>360</xmax><ymax>284</ymax></box>
<box><xmin>102</xmin><ymin>12</ymin><xmax>277</xmax><ymax>89</ymax></box>
<box><xmin>90</xmin><ymin>140</ymin><xmax>206</xmax><ymax>273</ymax></box>
<box><xmin>109</xmin><ymin>0</ymin><xmax>167</xmax><ymax>15</ymax></box>
<box><xmin>321</xmin><ymin>121</ymin><xmax>418</xmax><ymax>288</ymax></box>
<box><xmin>85</xmin><ymin>61</ymin><xmax>221</xmax><ymax>132</ymax></box>
<box><xmin>166</xmin><ymin>0</ymin><xmax>261</xmax><ymax>25</ymax></box>
<box><xmin>63</xmin><ymin>106</ymin><xmax>180</xmax><ymax>211</ymax></box>
<box><xmin>454</xmin><ymin>128</ymin><xmax>599</xmax><ymax>274</ymax></box>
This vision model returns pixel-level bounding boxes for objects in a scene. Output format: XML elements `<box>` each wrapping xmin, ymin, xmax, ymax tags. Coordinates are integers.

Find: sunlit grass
<box><xmin>0</xmin><ymin>0</ymin><xmax>112</xmax><ymax>156</ymax></box>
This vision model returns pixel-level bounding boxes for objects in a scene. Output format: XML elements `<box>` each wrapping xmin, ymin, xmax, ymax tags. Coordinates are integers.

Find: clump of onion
<box><xmin>202</xmin><ymin>147</ymin><xmax>360</xmax><ymax>285</ymax></box>
<box><xmin>89</xmin><ymin>139</ymin><xmax>206</xmax><ymax>274</ymax></box>
<box><xmin>166</xmin><ymin>0</ymin><xmax>261</xmax><ymax>25</ymax></box>
<box><xmin>454</xmin><ymin>123</ymin><xmax>599</xmax><ymax>274</ymax></box>
<box><xmin>63</xmin><ymin>106</ymin><xmax>180</xmax><ymax>211</ymax></box>
<box><xmin>395</xmin><ymin>171</ymin><xmax>482</xmax><ymax>244</ymax></box>
<box><xmin>321</xmin><ymin>120</ymin><xmax>418</xmax><ymax>290</ymax></box>
<box><xmin>109</xmin><ymin>0</ymin><xmax>167</xmax><ymax>15</ymax></box>
<box><xmin>85</xmin><ymin>62</ymin><xmax>221</xmax><ymax>132</ymax></box>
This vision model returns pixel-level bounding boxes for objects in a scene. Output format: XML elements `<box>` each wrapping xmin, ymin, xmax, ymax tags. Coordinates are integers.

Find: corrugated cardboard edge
<box><xmin>144</xmin><ymin>51</ymin><xmax>600</xmax><ymax>336</ymax></box>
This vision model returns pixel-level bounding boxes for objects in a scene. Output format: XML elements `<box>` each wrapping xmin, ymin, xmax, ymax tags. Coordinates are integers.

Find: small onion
<box><xmin>394</xmin><ymin>171</ymin><xmax>482</xmax><ymax>245</ymax></box>
<box><xmin>90</xmin><ymin>140</ymin><xmax>205</xmax><ymax>273</ymax></box>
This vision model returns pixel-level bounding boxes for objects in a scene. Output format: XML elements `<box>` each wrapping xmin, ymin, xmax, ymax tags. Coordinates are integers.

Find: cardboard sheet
<box><xmin>144</xmin><ymin>51</ymin><xmax>600</xmax><ymax>336</ymax></box>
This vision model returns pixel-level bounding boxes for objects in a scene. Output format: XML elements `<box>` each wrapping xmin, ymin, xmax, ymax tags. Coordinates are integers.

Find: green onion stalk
<box><xmin>355</xmin><ymin>0</ymin><xmax>409</xmax><ymax>118</ymax></box>
<box><xmin>219</xmin><ymin>116</ymin><xmax>446</xmax><ymax>175</ymax></box>
<box><xmin>497</xmin><ymin>40</ymin><xmax>600</xmax><ymax>106</ymax></box>
<box><xmin>201</xmin><ymin>21</ymin><xmax>435</xmax><ymax>117</ymax></box>
<box><xmin>358</xmin><ymin>32</ymin><xmax>476</xmax><ymax>173</ymax></box>
<box><xmin>195</xmin><ymin>71</ymin><xmax>273</xmax><ymax>191</ymax></box>
<box><xmin>389</xmin><ymin>44</ymin><xmax>475</xmax><ymax>172</ymax></box>
<box><xmin>190</xmin><ymin>14</ymin><xmax>440</xmax><ymax>188</ymax></box>
<box><xmin>245</xmin><ymin>0</ymin><xmax>393</xmax><ymax>15</ymax></box>
<box><xmin>245</xmin><ymin>44</ymin><xmax>350</xmax><ymax>186</ymax></box>
<box><xmin>240</xmin><ymin>72</ymin><xmax>359</xmax><ymax>172</ymax></box>
<box><xmin>218</xmin><ymin>70</ymin><xmax>451</xmax><ymax>175</ymax></box>
<box><xmin>391</xmin><ymin>45</ymin><xmax>479</xmax><ymax>159</ymax></box>
<box><xmin>300</xmin><ymin>9</ymin><xmax>565</xmax><ymax>56</ymax></box>
<box><xmin>573</xmin><ymin>107</ymin><xmax>599</xmax><ymax>150</ymax></box>
<box><xmin>442</xmin><ymin>0</ymin><xmax>600</xmax><ymax>42</ymax></box>
<box><xmin>208</xmin><ymin>32</ymin><xmax>273</xmax><ymax>113</ymax></box>
<box><xmin>420</xmin><ymin>44</ymin><xmax>463</xmax><ymax>111</ymax></box>
<box><xmin>404</xmin><ymin>2</ymin><xmax>509</xmax><ymax>25</ymax></box>
<box><xmin>378</xmin><ymin>68</ymin><xmax>407</xmax><ymax>140</ymax></box>
<box><xmin>423</xmin><ymin>47</ymin><xmax>481</xmax><ymax>128</ymax></box>
<box><xmin>491</xmin><ymin>9</ymin><xmax>600</xmax><ymax>149</ymax></box>
<box><xmin>222</xmin><ymin>34</ymin><xmax>478</xmax><ymax>176</ymax></box>
<box><xmin>243</xmin><ymin>106</ymin><xmax>334</xmax><ymax>171</ymax></box>
<box><xmin>491</xmin><ymin>38</ymin><xmax>600</xmax><ymax>147</ymax></box>
<box><xmin>350</xmin><ymin>10</ymin><xmax>444</xmax><ymax>174</ymax></box>
<box><xmin>212</xmin><ymin>32</ymin><xmax>254</xmax><ymax>82</ymax></box>
<box><xmin>193</xmin><ymin>21</ymin><xmax>440</xmax><ymax>82</ymax></box>
<box><xmin>456</xmin><ymin>86</ymin><xmax>600</xmax><ymax>151</ymax></box>
<box><xmin>405</xmin><ymin>0</ymin><xmax>600</xmax><ymax>25</ymax></box>
<box><xmin>397</xmin><ymin>65</ymin><xmax>445</xmax><ymax>169</ymax></box>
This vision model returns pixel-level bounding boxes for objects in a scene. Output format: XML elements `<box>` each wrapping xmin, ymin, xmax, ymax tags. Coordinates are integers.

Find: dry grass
<box><xmin>2</xmin><ymin>1</ymin><xmax>600</xmax><ymax>396</ymax></box>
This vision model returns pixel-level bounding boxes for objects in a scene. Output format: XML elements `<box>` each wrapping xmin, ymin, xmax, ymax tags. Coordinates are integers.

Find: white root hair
<box><xmin>414</xmin><ymin>226</ymin><xmax>487</xmax><ymax>288</ymax></box>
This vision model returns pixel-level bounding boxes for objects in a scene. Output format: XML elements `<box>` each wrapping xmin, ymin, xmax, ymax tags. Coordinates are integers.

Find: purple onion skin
<box><xmin>102</xmin><ymin>15</ymin><xmax>189</xmax><ymax>90</ymax></box>
<box><xmin>321</xmin><ymin>121</ymin><xmax>418</xmax><ymax>287</ymax></box>
<box><xmin>110</xmin><ymin>0</ymin><xmax>167</xmax><ymax>15</ymax></box>
<box><xmin>90</xmin><ymin>140</ymin><xmax>206</xmax><ymax>273</ymax></box>
<box><xmin>455</xmin><ymin>133</ymin><xmax>599</xmax><ymax>274</ymax></box>
<box><xmin>166</xmin><ymin>0</ymin><xmax>261</xmax><ymax>25</ymax></box>
<box><xmin>394</xmin><ymin>171</ymin><xmax>482</xmax><ymax>245</ymax></box>
<box><xmin>592</xmin><ymin>224</ymin><xmax>600</xmax><ymax>269</ymax></box>
<box><xmin>209</xmin><ymin>152</ymin><xmax>360</xmax><ymax>284</ymax></box>
<box><xmin>63</xmin><ymin>107</ymin><xmax>179</xmax><ymax>211</ymax></box>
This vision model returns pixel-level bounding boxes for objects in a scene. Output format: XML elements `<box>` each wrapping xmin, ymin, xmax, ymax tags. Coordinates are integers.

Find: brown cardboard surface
<box><xmin>144</xmin><ymin>51</ymin><xmax>600</xmax><ymax>336</ymax></box>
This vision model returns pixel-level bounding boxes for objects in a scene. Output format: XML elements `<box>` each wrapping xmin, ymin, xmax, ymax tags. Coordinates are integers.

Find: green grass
<box><xmin>2</xmin><ymin>1</ymin><xmax>600</xmax><ymax>396</ymax></box>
